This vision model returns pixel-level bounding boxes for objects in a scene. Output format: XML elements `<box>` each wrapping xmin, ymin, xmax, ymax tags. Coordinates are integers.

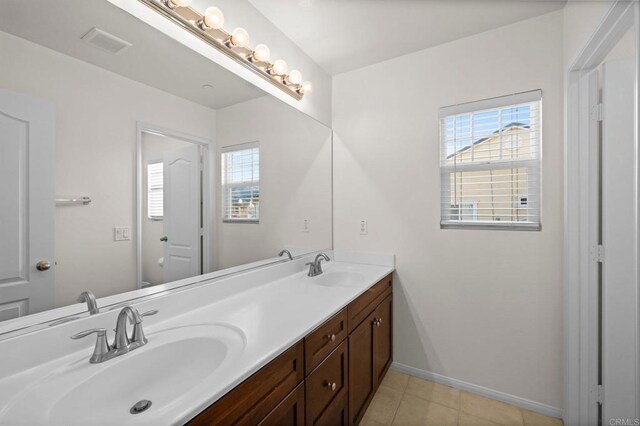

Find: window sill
<box><xmin>440</xmin><ymin>221</ymin><xmax>541</xmax><ymax>231</ymax></box>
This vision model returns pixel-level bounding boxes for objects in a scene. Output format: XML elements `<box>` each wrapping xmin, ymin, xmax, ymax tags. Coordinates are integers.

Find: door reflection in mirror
<box><xmin>140</xmin><ymin>131</ymin><xmax>209</xmax><ymax>288</ymax></box>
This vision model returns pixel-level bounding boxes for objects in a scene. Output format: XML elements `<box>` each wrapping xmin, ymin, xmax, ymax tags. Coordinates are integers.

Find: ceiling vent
<box><xmin>81</xmin><ymin>28</ymin><xmax>132</xmax><ymax>55</ymax></box>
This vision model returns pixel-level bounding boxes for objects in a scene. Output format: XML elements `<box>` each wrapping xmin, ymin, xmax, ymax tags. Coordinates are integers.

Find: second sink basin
<box><xmin>314</xmin><ymin>271</ymin><xmax>365</xmax><ymax>288</ymax></box>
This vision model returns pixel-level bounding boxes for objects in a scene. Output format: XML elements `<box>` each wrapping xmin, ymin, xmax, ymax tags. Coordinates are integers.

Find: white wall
<box><xmin>0</xmin><ymin>30</ymin><xmax>217</xmax><ymax>307</ymax></box>
<box><xmin>215</xmin><ymin>95</ymin><xmax>332</xmax><ymax>269</ymax></box>
<box><xmin>332</xmin><ymin>10</ymin><xmax>564</xmax><ymax>410</ymax></box>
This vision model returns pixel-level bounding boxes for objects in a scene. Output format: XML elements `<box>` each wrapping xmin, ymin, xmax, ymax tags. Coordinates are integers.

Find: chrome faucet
<box><xmin>71</xmin><ymin>306</ymin><xmax>158</xmax><ymax>364</ymax></box>
<box><xmin>77</xmin><ymin>291</ymin><xmax>99</xmax><ymax>315</ymax></box>
<box><xmin>306</xmin><ymin>253</ymin><xmax>330</xmax><ymax>277</ymax></box>
<box><xmin>278</xmin><ymin>249</ymin><xmax>293</xmax><ymax>261</ymax></box>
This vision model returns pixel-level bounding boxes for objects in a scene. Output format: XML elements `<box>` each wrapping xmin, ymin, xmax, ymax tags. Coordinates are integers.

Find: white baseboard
<box><xmin>391</xmin><ymin>362</ymin><xmax>562</xmax><ymax>419</ymax></box>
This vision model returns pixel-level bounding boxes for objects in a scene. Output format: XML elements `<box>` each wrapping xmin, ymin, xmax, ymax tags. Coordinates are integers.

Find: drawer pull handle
<box><xmin>326</xmin><ymin>381</ymin><xmax>337</xmax><ymax>391</ymax></box>
<box><xmin>326</xmin><ymin>333</ymin><xmax>336</xmax><ymax>342</ymax></box>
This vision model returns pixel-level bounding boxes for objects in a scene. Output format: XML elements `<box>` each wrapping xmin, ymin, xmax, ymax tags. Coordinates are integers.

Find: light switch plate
<box><xmin>114</xmin><ymin>227</ymin><xmax>131</xmax><ymax>241</ymax></box>
<box><xmin>302</xmin><ymin>219</ymin><xmax>310</xmax><ymax>233</ymax></box>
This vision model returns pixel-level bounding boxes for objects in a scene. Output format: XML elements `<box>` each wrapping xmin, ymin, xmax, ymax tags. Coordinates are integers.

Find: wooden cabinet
<box><xmin>348</xmin><ymin>288</ymin><xmax>393</xmax><ymax>425</ymax></box>
<box><xmin>187</xmin><ymin>273</ymin><xmax>393</xmax><ymax>426</ymax></box>
<box><xmin>374</xmin><ymin>295</ymin><xmax>393</xmax><ymax>385</ymax></box>
<box><xmin>305</xmin><ymin>340</ymin><xmax>348</xmax><ymax>425</ymax></box>
<box><xmin>259</xmin><ymin>383</ymin><xmax>305</xmax><ymax>426</ymax></box>
<box><xmin>305</xmin><ymin>309</ymin><xmax>348</xmax><ymax>374</ymax></box>
<box><xmin>187</xmin><ymin>341</ymin><xmax>304</xmax><ymax>426</ymax></box>
<box><xmin>348</xmin><ymin>310</ymin><xmax>376</xmax><ymax>425</ymax></box>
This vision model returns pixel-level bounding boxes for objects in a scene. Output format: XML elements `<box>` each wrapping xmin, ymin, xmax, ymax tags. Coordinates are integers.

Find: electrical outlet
<box><xmin>302</xmin><ymin>219</ymin><xmax>310</xmax><ymax>233</ymax></box>
<box><xmin>114</xmin><ymin>227</ymin><xmax>131</xmax><ymax>241</ymax></box>
<box><xmin>360</xmin><ymin>220</ymin><xmax>368</xmax><ymax>235</ymax></box>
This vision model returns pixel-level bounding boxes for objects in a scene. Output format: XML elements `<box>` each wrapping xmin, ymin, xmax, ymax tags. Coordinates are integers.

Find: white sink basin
<box><xmin>314</xmin><ymin>271</ymin><xmax>365</xmax><ymax>288</ymax></box>
<box><xmin>0</xmin><ymin>323</ymin><xmax>245</xmax><ymax>425</ymax></box>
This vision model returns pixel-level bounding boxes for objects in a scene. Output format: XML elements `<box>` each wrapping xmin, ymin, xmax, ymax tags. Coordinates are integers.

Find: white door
<box><xmin>162</xmin><ymin>144</ymin><xmax>201</xmax><ymax>283</ymax></box>
<box><xmin>0</xmin><ymin>89</ymin><xmax>55</xmax><ymax>320</ymax></box>
<box><xmin>601</xmin><ymin>58</ymin><xmax>639</xmax><ymax>421</ymax></box>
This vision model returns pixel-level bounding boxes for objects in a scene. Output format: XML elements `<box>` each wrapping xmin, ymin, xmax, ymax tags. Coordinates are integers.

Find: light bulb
<box><xmin>271</xmin><ymin>59</ymin><xmax>288</xmax><ymax>75</ymax></box>
<box><xmin>252</xmin><ymin>44</ymin><xmax>270</xmax><ymax>62</ymax></box>
<box><xmin>203</xmin><ymin>7</ymin><xmax>224</xmax><ymax>29</ymax></box>
<box><xmin>301</xmin><ymin>81</ymin><xmax>314</xmax><ymax>94</ymax></box>
<box><xmin>286</xmin><ymin>70</ymin><xmax>302</xmax><ymax>85</ymax></box>
<box><xmin>230</xmin><ymin>27</ymin><xmax>249</xmax><ymax>48</ymax></box>
<box><xmin>168</xmin><ymin>0</ymin><xmax>191</xmax><ymax>7</ymax></box>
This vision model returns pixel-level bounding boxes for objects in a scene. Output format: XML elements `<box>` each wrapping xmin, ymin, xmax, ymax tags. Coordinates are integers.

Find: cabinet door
<box><xmin>374</xmin><ymin>295</ymin><xmax>393</xmax><ymax>386</ymax></box>
<box><xmin>348</xmin><ymin>311</ymin><xmax>376</xmax><ymax>425</ymax></box>
<box><xmin>258</xmin><ymin>383</ymin><xmax>305</xmax><ymax>426</ymax></box>
<box><xmin>314</xmin><ymin>394</ymin><xmax>348</xmax><ymax>426</ymax></box>
<box><xmin>306</xmin><ymin>340</ymin><xmax>348</xmax><ymax>425</ymax></box>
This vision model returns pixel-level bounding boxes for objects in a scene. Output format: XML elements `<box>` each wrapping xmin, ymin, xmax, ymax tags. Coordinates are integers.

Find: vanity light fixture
<box><xmin>251</xmin><ymin>44</ymin><xmax>270</xmax><ymax>62</ymax></box>
<box><xmin>286</xmin><ymin>70</ymin><xmax>302</xmax><ymax>85</ymax></box>
<box><xmin>166</xmin><ymin>0</ymin><xmax>191</xmax><ymax>9</ymax></box>
<box><xmin>269</xmin><ymin>59</ymin><xmax>288</xmax><ymax>76</ymax></box>
<box><xmin>200</xmin><ymin>6</ymin><xmax>224</xmax><ymax>30</ymax></box>
<box><xmin>140</xmin><ymin>0</ymin><xmax>310</xmax><ymax>100</ymax></box>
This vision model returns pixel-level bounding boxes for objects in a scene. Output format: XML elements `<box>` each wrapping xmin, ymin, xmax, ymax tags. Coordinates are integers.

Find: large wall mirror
<box><xmin>0</xmin><ymin>0</ymin><xmax>332</xmax><ymax>330</ymax></box>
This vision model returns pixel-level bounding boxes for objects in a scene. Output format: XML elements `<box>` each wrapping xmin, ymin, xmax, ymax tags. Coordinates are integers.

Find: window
<box><xmin>440</xmin><ymin>90</ymin><xmax>541</xmax><ymax>230</ymax></box>
<box><xmin>147</xmin><ymin>161</ymin><xmax>163</xmax><ymax>220</ymax></box>
<box><xmin>221</xmin><ymin>142</ymin><xmax>259</xmax><ymax>222</ymax></box>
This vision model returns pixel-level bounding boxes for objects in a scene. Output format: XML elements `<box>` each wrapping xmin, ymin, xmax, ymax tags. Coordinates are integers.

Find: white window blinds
<box><xmin>439</xmin><ymin>90</ymin><xmax>542</xmax><ymax>230</ymax></box>
<box><xmin>221</xmin><ymin>142</ymin><xmax>260</xmax><ymax>222</ymax></box>
<box><xmin>147</xmin><ymin>161</ymin><xmax>163</xmax><ymax>220</ymax></box>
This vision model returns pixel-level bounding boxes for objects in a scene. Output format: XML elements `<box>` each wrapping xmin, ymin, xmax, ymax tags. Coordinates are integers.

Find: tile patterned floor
<box><xmin>361</xmin><ymin>370</ymin><xmax>563</xmax><ymax>426</ymax></box>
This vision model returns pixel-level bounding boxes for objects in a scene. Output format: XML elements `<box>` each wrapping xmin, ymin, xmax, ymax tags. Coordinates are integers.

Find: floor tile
<box><xmin>460</xmin><ymin>391</ymin><xmax>524</xmax><ymax>426</ymax></box>
<box><xmin>382</xmin><ymin>370</ymin><xmax>411</xmax><ymax>392</ymax></box>
<box><xmin>361</xmin><ymin>415</ymin><xmax>389</xmax><ymax>426</ymax></box>
<box><xmin>404</xmin><ymin>377</ymin><xmax>460</xmax><ymax>409</ymax></box>
<box><xmin>522</xmin><ymin>410</ymin><xmax>563</xmax><ymax>426</ymax></box>
<box><xmin>364</xmin><ymin>385</ymin><xmax>405</xmax><ymax>425</ymax></box>
<box><xmin>392</xmin><ymin>394</ymin><xmax>458</xmax><ymax>426</ymax></box>
<box><xmin>459</xmin><ymin>412</ymin><xmax>501</xmax><ymax>426</ymax></box>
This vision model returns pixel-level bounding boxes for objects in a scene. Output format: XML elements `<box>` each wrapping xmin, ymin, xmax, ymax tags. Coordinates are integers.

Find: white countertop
<box><xmin>0</xmin><ymin>253</ymin><xmax>394</xmax><ymax>425</ymax></box>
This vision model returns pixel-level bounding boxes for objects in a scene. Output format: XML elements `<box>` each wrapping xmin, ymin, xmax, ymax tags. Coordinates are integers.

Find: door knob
<box><xmin>160</xmin><ymin>236</ymin><xmax>168</xmax><ymax>242</ymax></box>
<box><xmin>36</xmin><ymin>260</ymin><xmax>51</xmax><ymax>271</ymax></box>
<box><xmin>326</xmin><ymin>381</ymin><xmax>337</xmax><ymax>391</ymax></box>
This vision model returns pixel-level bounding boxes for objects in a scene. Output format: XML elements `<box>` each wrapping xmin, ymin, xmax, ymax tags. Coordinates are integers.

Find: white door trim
<box><xmin>136</xmin><ymin>122</ymin><xmax>213</xmax><ymax>289</ymax></box>
<box><xmin>564</xmin><ymin>2</ymin><xmax>639</xmax><ymax>425</ymax></box>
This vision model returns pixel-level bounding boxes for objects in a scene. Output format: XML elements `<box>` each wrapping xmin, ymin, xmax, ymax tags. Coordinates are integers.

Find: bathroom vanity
<box><xmin>188</xmin><ymin>272</ymin><xmax>393</xmax><ymax>426</ymax></box>
<box><xmin>0</xmin><ymin>253</ymin><xmax>394</xmax><ymax>426</ymax></box>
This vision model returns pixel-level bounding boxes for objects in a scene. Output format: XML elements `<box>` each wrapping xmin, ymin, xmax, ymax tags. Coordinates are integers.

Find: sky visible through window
<box><xmin>445</xmin><ymin>104</ymin><xmax>532</xmax><ymax>157</ymax></box>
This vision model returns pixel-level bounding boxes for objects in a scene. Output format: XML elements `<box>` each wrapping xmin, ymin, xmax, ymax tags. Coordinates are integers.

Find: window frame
<box><xmin>221</xmin><ymin>141</ymin><xmax>260</xmax><ymax>224</ymax></box>
<box><xmin>439</xmin><ymin>90</ymin><xmax>542</xmax><ymax>231</ymax></box>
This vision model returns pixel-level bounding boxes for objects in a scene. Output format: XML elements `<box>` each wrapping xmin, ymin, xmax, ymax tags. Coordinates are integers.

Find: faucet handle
<box><xmin>71</xmin><ymin>328</ymin><xmax>111</xmax><ymax>364</ymax></box>
<box><xmin>71</xmin><ymin>327</ymin><xmax>105</xmax><ymax>339</ymax></box>
<box><xmin>140</xmin><ymin>309</ymin><xmax>159</xmax><ymax>318</ymax></box>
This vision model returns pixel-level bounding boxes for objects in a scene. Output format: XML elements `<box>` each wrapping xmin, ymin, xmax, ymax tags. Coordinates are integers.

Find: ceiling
<box><xmin>0</xmin><ymin>0</ymin><xmax>266</xmax><ymax>110</ymax></box>
<box><xmin>248</xmin><ymin>0</ymin><xmax>567</xmax><ymax>75</ymax></box>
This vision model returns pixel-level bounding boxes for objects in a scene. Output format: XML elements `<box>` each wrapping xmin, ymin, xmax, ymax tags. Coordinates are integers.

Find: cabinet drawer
<box><xmin>188</xmin><ymin>340</ymin><xmax>304</xmax><ymax>426</ymax></box>
<box><xmin>348</xmin><ymin>274</ymin><xmax>392</xmax><ymax>332</ymax></box>
<box><xmin>258</xmin><ymin>382</ymin><xmax>305</xmax><ymax>426</ymax></box>
<box><xmin>305</xmin><ymin>308</ymin><xmax>348</xmax><ymax>374</ymax></box>
<box><xmin>305</xmin><ymin>340</ymin><xmax>349</xmax><ymax>425</ymax></box>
